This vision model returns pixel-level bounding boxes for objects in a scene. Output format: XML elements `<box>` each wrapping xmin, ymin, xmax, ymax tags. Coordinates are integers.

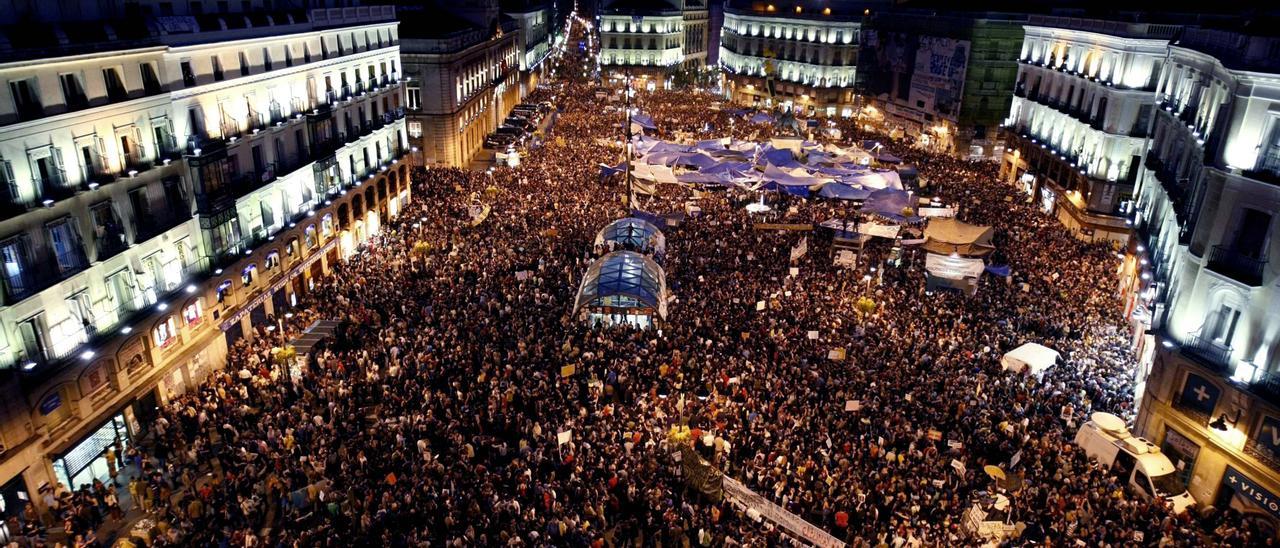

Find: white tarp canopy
<box><xmin>858</xmin><ymin>222</ymin><xmax>901</xmax><ymax>240</ymax></box>
<box><xmin>1001</xmin><ymin>343</ymin><xmax>1060</xmax><ymax>377</ymax></box>
<box><xmin>925</xmin><ymin>253</ymin><xmax>985</xmax><ymax>280</ymax></box>
<box><xmin>770</xmin><ymin>137</ymin><xmax>804</xmax><ymax>155</ymax></box>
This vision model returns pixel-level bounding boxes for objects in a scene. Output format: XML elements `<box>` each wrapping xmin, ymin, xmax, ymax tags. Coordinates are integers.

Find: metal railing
<box><xmin>95</xmin><ymin>225</ymin><xmax>129</xmax><ymax>260</ymax></box>
<box><xmin>1207</xmin><ymin>245</ymin><xmax>1267</xmax><ymax>286</ymax></box>
<box><xmin>36</xmin><ymin>169</ymin><xmax>76</xmax><ymax>203</ymax></box>
<box><xmin>1184</xmin><ymin>333</ymin><xmax>1233</xmax><ymax>373</ymax></box>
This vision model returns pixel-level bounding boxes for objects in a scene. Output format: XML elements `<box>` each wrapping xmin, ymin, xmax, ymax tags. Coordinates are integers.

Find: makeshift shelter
<box><xmin>922</xmin><ymin>218</ymin><xmax>995</xmax><ymax>257</ymax></box>
<box><xmin>862</xmin><ymin>188</ymin><xmax>919</xmax><ymax>223</ymax></box>
<box><xmin>1001</xmin><ymin>343</ymin><xmax>1061</xmax><ymax>379</ymax></box>
<box><xmin>574</xmin><ymin>251</ymin><xmax>669</xmax><ymax>328</ymax></box>
<box><xmin>924</xmin><ymin>252</ymin><xmax>985</xmax><ymax>295</ymax></box>
<box><xmin>595</xmin><ymin>218</ymin><xmax>667</xmax><ymax>261</ymax></box>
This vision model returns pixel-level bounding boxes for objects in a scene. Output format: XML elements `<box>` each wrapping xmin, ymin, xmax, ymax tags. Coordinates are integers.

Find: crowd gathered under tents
<box><xmin>32</xmin><ymin>18</ymin><xmax>1276</xmax><ymax>548</ymax></box>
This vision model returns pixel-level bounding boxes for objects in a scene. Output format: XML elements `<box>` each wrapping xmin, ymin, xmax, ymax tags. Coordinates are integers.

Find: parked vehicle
<box><xmin>1074</xmin><ymin>412</ymin><xmax>1196</xmax><ymax>514</ymax></box>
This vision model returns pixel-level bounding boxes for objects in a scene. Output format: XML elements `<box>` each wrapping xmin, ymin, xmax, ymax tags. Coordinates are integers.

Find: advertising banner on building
<box><xmin>1178</xmin><ymin>373</ymin><xmax>1221</xmax><ymax>417</ymax></box>
<box><xmin>1222</xmin><ymin>466</ymin><xmax>1280</xmax><ymax>520</ymax></box>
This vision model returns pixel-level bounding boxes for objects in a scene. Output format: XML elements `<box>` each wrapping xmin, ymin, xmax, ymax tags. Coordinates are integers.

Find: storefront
<box><xmin>51</xmin><ymin>413</ymin><xmax>130</xmax><ymax>491</ymax></box>
<box><xmin>1160</xmin><ymin>427</ymin><xmax>1199</xmax><ymax>490</ymax></box>
<box><xmin>1215</xmin><ymin>467</ymin><xmax>1280</xmax><ymax>534</ymax></box>
<box><xmin>0</xmin><ymin>474</ymin><xmax>31</xmax><ymax>542</ymax></box>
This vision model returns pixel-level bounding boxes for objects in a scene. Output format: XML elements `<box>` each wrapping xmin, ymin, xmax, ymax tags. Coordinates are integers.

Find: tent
<box><xmin>630</xmin><ymin>113</ymin><xmax>657</xmax><ymax>130</ymax></box>
<box><xmin>1001</xmin><ymin>343</ymin><xmax>1060</xmax><ymax>379</ymax></box>
<box><xmin>862</xmin><ymin>188</ymin><xmax>918</xmax><ymax>223</ymax></box>
<box><xmin>817</xmin><ymin>183</ymin><xmax>872</xmax><ymax>200</ymax></box>
<box><xmin>922</xmin><ymin>218</ymin><xmax>995</xmax><ymax>257</ymax></box>
<box><xmin>749</xmin><ymin>112</ymin><xmax>774</xmax><ymax>125</ymax></box>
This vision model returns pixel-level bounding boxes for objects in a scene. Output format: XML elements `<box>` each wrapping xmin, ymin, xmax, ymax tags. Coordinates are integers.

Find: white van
<box><xmin>1075</xmin><ymin>412</ymin><xmax>1196</xmax><ymax>514</ymax></box>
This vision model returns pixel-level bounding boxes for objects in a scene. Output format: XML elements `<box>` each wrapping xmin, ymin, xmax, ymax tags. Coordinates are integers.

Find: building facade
<box><xmin>718</xmin><ymin>1</ymin><xmax>861</xmax><ymax>117</ymax></box>
<box><xmin>857</xmin><ymin>11</ymin><xmax>1024</xmax><ymax>159</ymax></box>
<box><xmin>681</xmin><ymin>0</ymin><xmax>710</xmax><ymax>69</ymax></box>
<box><xmin>504</xmin><ymin>0</ymin><xmax>558</xmax><ymax>96</ymax></box>
<box><xmin>999</xmin><ymin>16</ymin><xmax>1177</xmax><ymax>245</ymax></box>
<box><xmin>1131</xmin><ymin>28</ymin><xmax>1280</xmax><ymax>530</ymax></box>
<box><xmin>598</xmin><ymin>0</ymin><xmax>687</xmax><ymax>78</ymax></box>
<box><xmin>399</xmin><ymin>2</ymin><xmax>521</xmax><ymax>168</ymax></box>
<box><xmin>0</xmin><ymin>3</ymin><xmax>411</xmax><ymax>528</ymax></box>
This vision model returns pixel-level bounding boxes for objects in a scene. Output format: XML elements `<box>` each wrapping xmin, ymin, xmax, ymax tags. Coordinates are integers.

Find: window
<box><xmin>9</xmin><ymin>78</ymin><xmax>42</xmax><ymax>120</ymax></box>
<box><xmin>1</xmin><ymin>237</ymin><xmax>31</xmax><ymax>300</ymax></box>
<box><xmin>239</xmin><ymin>52</ymin><xmax>250</xmax><ymax>76</ymax></box>
<box><xmin>286</xmin><ymin>238</ymin><xmax>299</xmax><ymax>257</ymax></box>
<box><xmin>1210</xmin><ymin>304</ymin><xmax>1241</xmax><ymax>345</ymax></box>
<box><xmin>285</xmin><ymin>45</ymin><xmax>294</xmax><ymax>67</ymax></box>
<box><xmin>152</xmin><ymin>316</ymin><xmax>178</xmax><ymax>348</ymax></box>
<box><xmin>216</xmin><ymin>280</ymin><xmax>233</xmax><ymax>303</ymax></box>
<box><xmin>265</xmin><ymin>251</ymin><xmax>280</xmax><ymax>271</ymax></box>
<box><xmin>407</xmin><ymin>87</ymin><xmax>421</xmax><ymax>110</ymax></box>
<box><xmin>60</xmin><ymin>73</ymin><xmax>88</xmax><ymax>110</ymax></box>
<box><xmin>262</xmin><ymin>48</ymin><xmax>272</xmax><ymax>71</ymax></box>
<box><xmin>183</xmin><ymin>300</ymin><xmax>203</xmax><ymax>326</ymax></box>
<box><xmin>321</xmin><ymin>214</ymin><xmax>333</xmax><ymax>236</ymax></box>
<box><xmin>212</xmin><ymin>55</ymin><xmax>224</xmax><ymax>81</ymax></box>
<box><xmin>103</xmin><ymin>68</ymin><xmax>128</xmax><ymax>101</ymax></box>
<box><xmin>46</xmin><ymin>218</ymin><xmax>86</xmax><ymax>273</ymax></box>
<box><xmin>241</xmin><ymin>264</ymin><xmax>256</xmax><ymax>285</ymax></box>
<box><xmin>180</xmin><ymin>61</ymin><xmax>196</xmax><ymax>87</ymax></box>
<box><xmin>304</xmin><ymin>225</ymin><xmax>317</xmax><ymax>248</ymax></box>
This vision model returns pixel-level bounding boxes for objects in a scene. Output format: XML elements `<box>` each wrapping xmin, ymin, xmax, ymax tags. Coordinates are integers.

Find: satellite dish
<box><xmin>984</xmin><ymin>465</ymin><xmax>1006</xmax><ymax>481</ymax></box>
<box><xmin>1091</xmin><ymin>412</ymin><xmax>1127</xmax><ymax>435</ymax></box>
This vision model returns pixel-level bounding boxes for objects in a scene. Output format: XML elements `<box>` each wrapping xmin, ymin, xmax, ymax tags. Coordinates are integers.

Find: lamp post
<box><xmin>623</xmin><ymin>67</ymin><xmax>634</xmax><ymax>206</ymax></box>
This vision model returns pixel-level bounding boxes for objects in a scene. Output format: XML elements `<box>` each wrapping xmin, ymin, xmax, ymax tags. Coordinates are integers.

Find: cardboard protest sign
<box><xmin>560</xmin><ymin>364</ymin><xmax>576</xmax><ymax>378</ymax></box>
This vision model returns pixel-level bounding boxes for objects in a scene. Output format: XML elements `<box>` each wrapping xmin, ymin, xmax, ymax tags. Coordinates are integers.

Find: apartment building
<box><xmin>504</xmin><ymin>0</ymin><xmax>558</xmax><ymax>94</ymax></box>
<box><xmin>718</xmin><ymin>0</ymin><xmax>862</xmax><ymax>117</ymax></box>
<box><xmin>598</xmin><ymin>0</ymin><xmax>687</xmax><ymax>79</ymax></box>
<box><xmin>682</xmin><ymin>0</ymin><xmax>710</xmax><ymax>69</ymax></box>
<box><xmin>0</xmin><ymin>3</ymin><xmax>410</xmax><ymax>526</ymax></box>
<box><xmin>1000</xmin><ymin>16</ymin><xmax>1177</xmax><ymax>245</ymax></box>
<box><xmin>1130</xmin><ymin>28</ymin><xmax>1280</xmax><ymax>529</ymax></box>
<box><xmin>857</xmin><ymin>11</ymin><xmax>1025</xmax><ymax>159</ymax></box>
<box><xmin>399</xmin><ymin>1</ymin><xmax>521</xmax><ymax>167</ymax></box>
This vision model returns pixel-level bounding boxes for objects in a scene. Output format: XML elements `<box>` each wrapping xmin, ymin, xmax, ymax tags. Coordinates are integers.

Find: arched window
<box><xmin>183</xmin><ymin>299</ymin><xmax>204</xmax><ymax>327</ymax></box>
<box><xmin>216</xmin><ymin>280</ymin><xmax>233</xmax><ymax>303</ymax></box>
<box><xmin>241</xmin><ymin>264</ymin><xmax>257</xmax><ymax>286</ymax></box>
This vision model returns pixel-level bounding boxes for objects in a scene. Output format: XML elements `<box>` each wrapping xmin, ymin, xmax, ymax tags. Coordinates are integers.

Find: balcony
<box><xmin>1184</xmin><ymin>333</ymin><xmax>1233</xmax><ymax>373</ymax></box>
<box><xmin>132</xmin><ymin>200</ymin><xmax>190</xmax><ymax>243</ymax></box>
<box><xmin>1207</xmin><ymin>245</ymin><xmax>1267</xmax><ymax>286</ymax></box>
<box><xmin>94</xmin><ymin>224</ymin><xmax>129</xmax><ymax>260</ymax></box>
<box><xmin>155</xmin><ymin>135</ymin><xmax>182</xmax><ymax>162</ymax></box>
<box><xmin>36</xmin><ymin>169</ymin><xmax>77</xmax><ymax>204</ymax></box>
<box><xmin>122</xmin><ymin>149</ymin><xmax>152</xmax><ymax>174</ymax></box>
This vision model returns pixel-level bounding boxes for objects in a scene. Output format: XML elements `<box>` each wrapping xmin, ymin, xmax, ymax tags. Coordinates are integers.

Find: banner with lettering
<box><xmin>1178</xmin><ymin>373</ymin><xmax>1221</xmax><ymax>416</ymax></box>
<box><xmin>1223</xmin><ymin>466</ymin><xmax>1280</xmax><ymax>520</ymax></box>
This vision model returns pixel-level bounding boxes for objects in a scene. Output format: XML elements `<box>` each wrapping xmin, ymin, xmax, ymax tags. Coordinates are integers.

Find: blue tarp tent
<box><xmin>863</xmin><ymin>188</ymin><xmax>919</xmax><ymax>222</ymax></box>
<box><xmin>762</xmin><ymin>148</ymin><xmax>800</xmax><ymax>168</ymax></box>
<box><xmin>630</xmin><ymin>113</ymin><xmax>657</xmax><ymax>129</ymax></box>
<box><xmin>818</xmin><ymin>183</ymin><xmax>872</xmax><ymax>200</ymax></box>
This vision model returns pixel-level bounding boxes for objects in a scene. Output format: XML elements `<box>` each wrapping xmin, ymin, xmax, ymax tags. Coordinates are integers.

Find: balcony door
<box><xmin>17</xmin><ymin>316</ymin><xmax>46</xmax><ymax>364</ymax></box>
<box><xmin>1209</xmin><ymin>303</ymin><xmax>1241</xmax><ymax>346</ymax></box>
<box><xmin>1232</xmin><ymin>208</ymin><xmax>1271</xmax><ymax>260</ymax></box>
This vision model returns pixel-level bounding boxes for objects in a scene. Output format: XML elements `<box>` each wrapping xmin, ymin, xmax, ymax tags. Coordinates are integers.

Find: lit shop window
<box><xmin>153</xmin><ymin>316</ymin><xmax>178</xmax><ymax>348</ymax></box>
<box><xmin>183</xmin><ymin>300</ymin><xmax>203</xmax><ymax>327</ymax></box>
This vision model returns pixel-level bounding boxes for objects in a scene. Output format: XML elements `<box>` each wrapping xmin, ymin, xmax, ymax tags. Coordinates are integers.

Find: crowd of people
<box><xmin>47</xmin><ymin>16</ymin><xmax>1275</xmax><ymax>548</ymax></box>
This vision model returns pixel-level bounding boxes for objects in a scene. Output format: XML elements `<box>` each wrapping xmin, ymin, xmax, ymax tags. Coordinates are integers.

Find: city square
<box><xmin>0</xmin><ymin>1</ymin><xmax>1276</xmax><ymax>546</ymax></box>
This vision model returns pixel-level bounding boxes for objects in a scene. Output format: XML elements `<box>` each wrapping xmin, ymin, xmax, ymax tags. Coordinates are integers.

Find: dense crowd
<box><xmin>42</xmin><ymin>16</ymin><xmax>1275</xmax><ymax>548</ymax></box>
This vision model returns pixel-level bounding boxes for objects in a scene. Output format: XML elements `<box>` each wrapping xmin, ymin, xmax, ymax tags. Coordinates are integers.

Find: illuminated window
<box><xmin>286</xmin><ymin>238</ymin><xmax>299</xmax><ymax>257</ymax></box>
<box><xmin>216</xmin><ymin>280</ymin><xmax>233</xmax><ymax>303</ymax></box>
<box><xmin>153</xmin><ymin>316</ymin><xmax>178</xmax><ymax>348</ymax></box>
<box><xmin>322</xmin><ymin>214</ymin><xmax>334</xmax><ymax>237</ymax></box>
<box><xmin>183</xmin><ymin>300</ymin><xmax>203</xmax><ymax>327</ymax></box>
<box><xmin>265</xmin><ymin>251</ymin><xmax>280</xmax><ymax>271</ymax></box>
<box><xmin>241</xmin><ymin>264</ymin><xmax>257</xmax><ymax>286</ymax></box>
<box><xmin>305</xmin><ymin>225</ymin><xmax>318</xmax><ymax>248</ymax></box>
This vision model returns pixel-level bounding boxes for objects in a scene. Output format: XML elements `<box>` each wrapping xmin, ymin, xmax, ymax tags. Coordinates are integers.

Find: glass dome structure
<box><xmin>594</xmin><ymin>217</ymin><xmax>666</xmax><ymax>261</ymax></box>
<box><xmin>573</xmin><ymin>251</ymin><xmax>669</xmax><ymax>327</ymax></box>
